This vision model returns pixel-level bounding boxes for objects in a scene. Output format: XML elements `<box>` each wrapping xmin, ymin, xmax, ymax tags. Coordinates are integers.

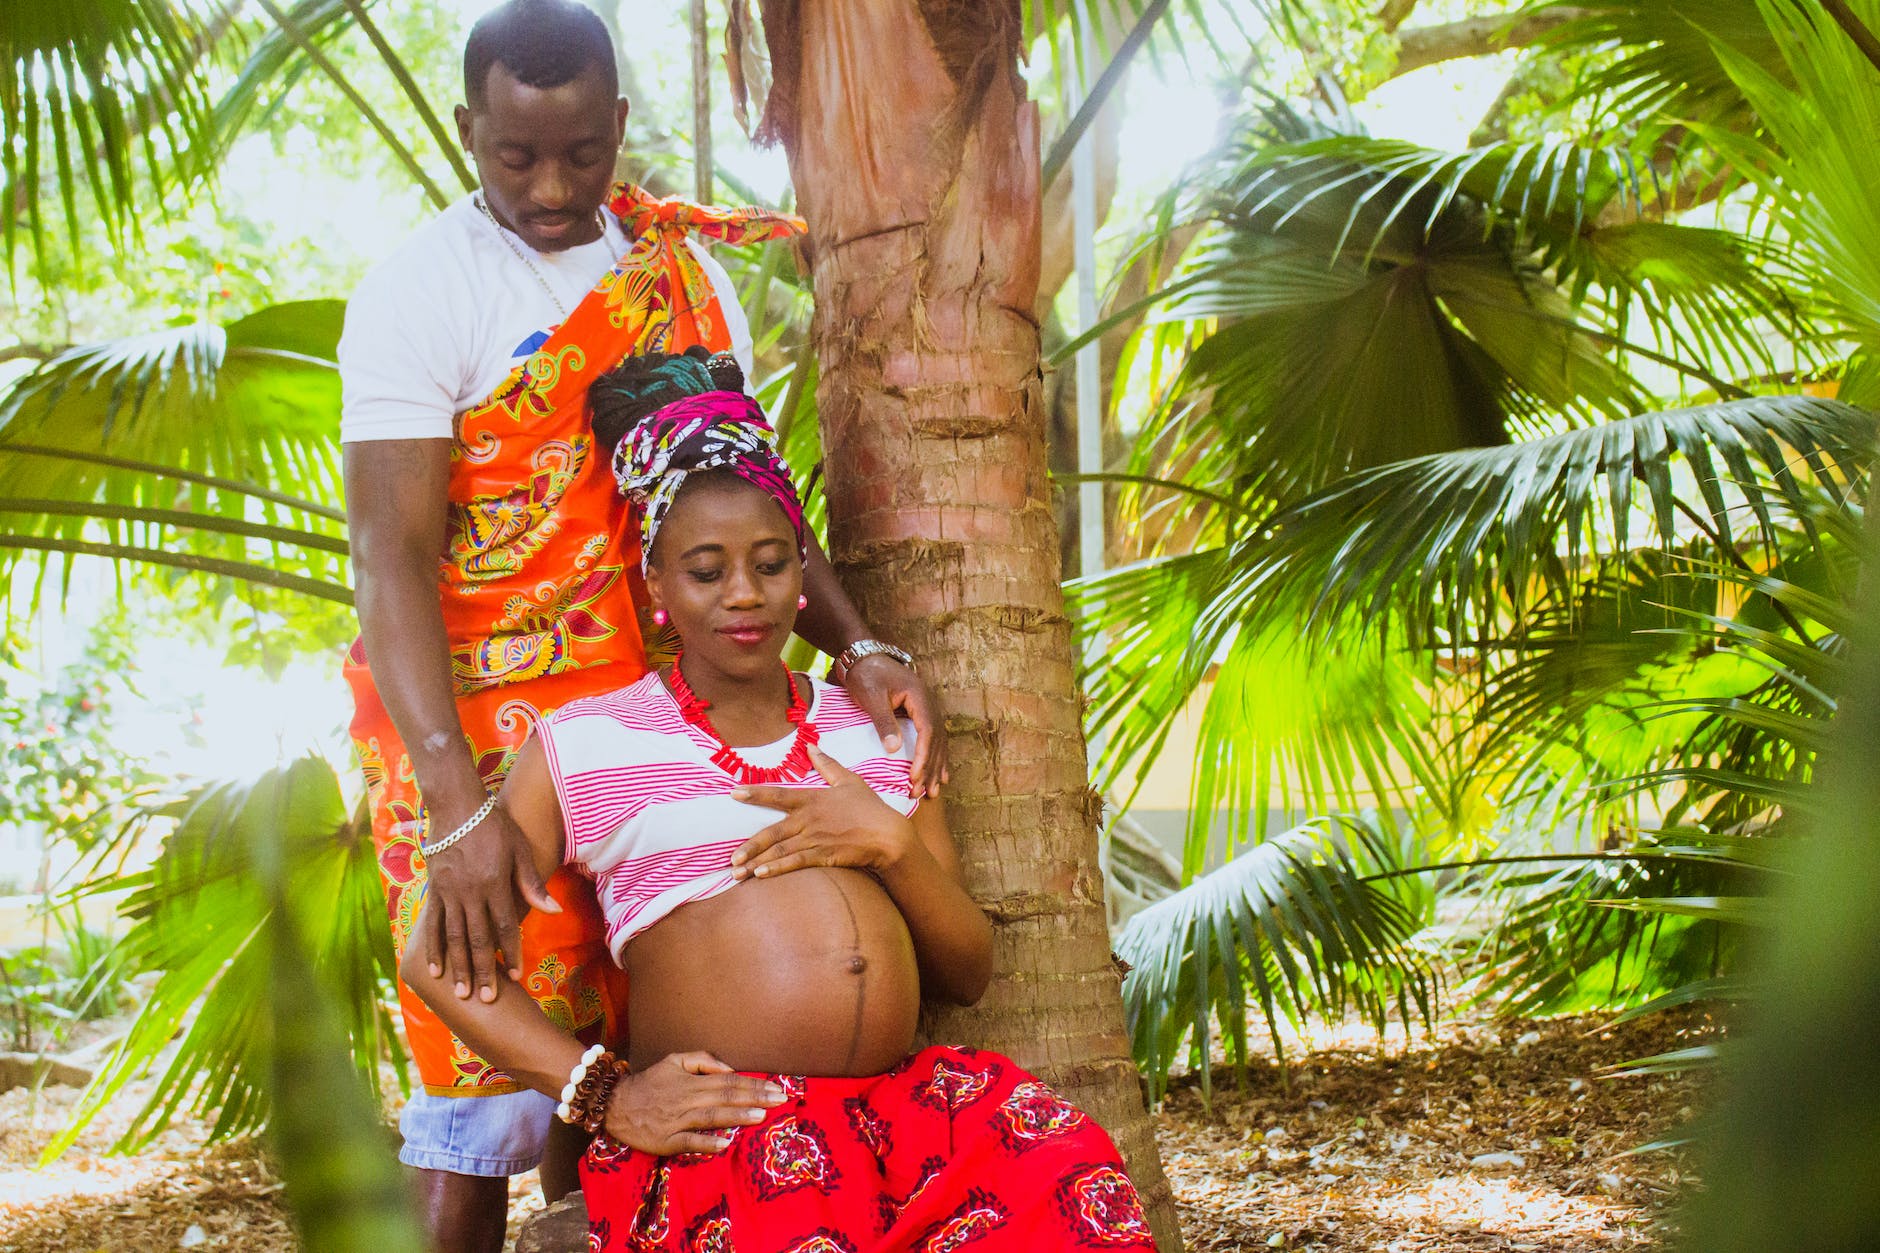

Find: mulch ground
<box><xmin>0</xmin><ymin>1008</ymin><xmax>1714</xmax><ymax>1252</ymax></box>
<box><xmin>1159</xmin><ymin>1007</ymin><xmax>1714</xmax><ymax>1251</ymax></box>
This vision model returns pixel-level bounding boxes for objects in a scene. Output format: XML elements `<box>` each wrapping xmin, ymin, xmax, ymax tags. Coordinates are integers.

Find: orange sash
<box><xmin>344</xmin><ymin>185</ymin><xmax>804</xmax><ymax>1095</ymax></box>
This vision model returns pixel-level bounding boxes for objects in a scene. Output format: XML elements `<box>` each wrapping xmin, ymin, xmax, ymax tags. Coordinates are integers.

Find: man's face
<box><xmin>455</xmin><ymin>61</ymin><xmax>629</xmax><ymax>253</ymax></box>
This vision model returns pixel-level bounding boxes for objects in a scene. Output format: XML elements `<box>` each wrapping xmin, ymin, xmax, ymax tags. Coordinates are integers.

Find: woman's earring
<box><xmin>797</xmin><ymin>594</ymin><xmax>809</xmax><ymax>611</ymax></box>
<box><xmin>652</xmin><ymin>609</ymin><xmax>669</xmax><ymax>627</ymax></box>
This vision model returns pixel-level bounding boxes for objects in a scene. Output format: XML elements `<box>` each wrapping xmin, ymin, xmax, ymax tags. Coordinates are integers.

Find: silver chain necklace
<box><xmin>473</xmin><ymin>194</ymin><xmax>620</xmax><ymax>319</ymax></box>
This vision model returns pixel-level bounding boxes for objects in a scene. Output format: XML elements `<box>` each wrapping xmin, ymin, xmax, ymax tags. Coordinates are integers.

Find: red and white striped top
<box><xmin>537</xmin><ymin>670</ymin><xmax>919</xmax><ymax>958</ymax></box>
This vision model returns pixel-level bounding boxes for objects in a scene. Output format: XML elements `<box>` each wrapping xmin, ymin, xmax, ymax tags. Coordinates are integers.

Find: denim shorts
<box><xmin>398</xmin><ymin>1086</ymin><xmax>557</xmax><ymax>1176</ymax></box>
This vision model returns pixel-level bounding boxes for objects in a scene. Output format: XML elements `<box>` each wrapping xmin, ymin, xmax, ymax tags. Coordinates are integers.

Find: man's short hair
<box><xmin>463</xmin><ymin>0</ymin><xmax>617</xmax><ymax>109</ymax></box>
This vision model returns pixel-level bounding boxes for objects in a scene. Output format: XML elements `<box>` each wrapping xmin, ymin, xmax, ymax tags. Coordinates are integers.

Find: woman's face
<box><xmin>646</xmin><ymin>476</ymin><xmax>803</xmax><ymax>682</ymax></box>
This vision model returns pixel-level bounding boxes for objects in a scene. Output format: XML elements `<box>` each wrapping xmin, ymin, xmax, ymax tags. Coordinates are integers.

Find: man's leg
<box><xmin>399</xmin><ymin>1088</ymin><xmax>554</xmax><ymax>1249</ymax></box>
<box><xmin>413</xmin><ymin>1170</ymin><xmax>508</xmax><ymax>1253</ymax></box>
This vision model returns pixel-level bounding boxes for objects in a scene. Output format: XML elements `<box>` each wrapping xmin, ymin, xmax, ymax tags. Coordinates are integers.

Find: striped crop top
<box><xmin>536</xmin><ymin>669</ymin><xmax>919</xmax><ymax>959</ymax></box>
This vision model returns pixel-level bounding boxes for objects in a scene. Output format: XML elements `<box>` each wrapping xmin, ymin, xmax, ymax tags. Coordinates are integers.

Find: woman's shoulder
<box><xmin>546</xmin><ymin>669</ymin><xmax>682</xmax><ymax>737</ymax></box>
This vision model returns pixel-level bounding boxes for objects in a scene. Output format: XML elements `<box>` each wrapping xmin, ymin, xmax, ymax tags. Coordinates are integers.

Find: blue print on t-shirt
<box><xmin>511</xmin><ymin>329</ymin><xmax>552</xmax><ymax>359</ymax></box>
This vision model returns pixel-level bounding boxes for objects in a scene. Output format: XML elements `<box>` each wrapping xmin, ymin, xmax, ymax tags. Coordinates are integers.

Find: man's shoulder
<box><xmin>350</xmin><ymin>196</ymin><xmax>488</xmax><ymax>302</ymax></box>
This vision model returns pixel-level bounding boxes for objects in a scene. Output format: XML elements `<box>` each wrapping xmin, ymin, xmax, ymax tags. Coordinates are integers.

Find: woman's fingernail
<box><xmin>730</xmin><ymin>788</ymin><xmax>750</xmax><ymax>801</ymax></box>
<box><xmin>883</xmin><ymin>734</ymin><xmax>902</xmax><ymax>752</ymax></box>
<box><xmin>764</xmin><ymin>1084</ymin><xmax>787</xmax><ymax>1101</ymax></box>
<box><xmin>428</xmin><ymin>963</ymin><xmax>441</xmax><ymax>977</ymax></box>
<box><xmin>746</xmin><ymin>1108</ymin><xmax>769</xmax><ymax>1121</ymax></box>
<box><xmin>454</xmin><ymin>982</ymin><xmax>468</xmax><ymax>997</ymax></box>
<box><xmin>731</xmin><ymin>851</ymin><xmax>745</xmax><ymax>865</ymax></box>
<box><xmin>480</xmin><ymin>986</ymin><xmax>496</xmax><ymax>1003</ymax></box>
<box><xmin>712</xmin><ymin>1136</ymin><xmax>733</xmax><ymax>1151</ymax></box>
<box><xmin>754</xmin><ymin>865</ymin><xmax>769</xmax><ymax>877</ymax></box>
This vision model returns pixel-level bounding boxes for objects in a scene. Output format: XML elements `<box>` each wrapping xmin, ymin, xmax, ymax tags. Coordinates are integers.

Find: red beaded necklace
<box><xmin>667</xmin><ymin>651</ymin><xmax>821</xmax><ymax>785</ymax></box>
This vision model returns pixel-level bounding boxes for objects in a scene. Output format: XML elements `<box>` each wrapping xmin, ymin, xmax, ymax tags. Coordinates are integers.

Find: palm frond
<box><xmin>1698</xmin><ymin>0</ymin><xmax>1880</xmax><ymax>354</ymax></box>
<box><xmin>1</xmin><ymin>1</ymin><xmax>231</xmax><ymax>268</ymax></box>
<box><xmin>1115</xmin><ymin>815</ymin><xmax>1439</xmax><ymax>1100</ymax></box>
<box><xmin>0</xmin><ymin>300</ymin><xmax>350</xmax><ymax>613</ymax></box>
<box><xmin>41</xmin><ymin>756</ymin><xmax>398</xmax><ymax>1161</ymax></box>
<box><xmin>1232</xmin><ymin>396</ymin><xmax>1870</xmax><ymax>650</ymax></box>
<box><xmin>1532</xmin><ymin>0</ymin><xmax>1778</xmax><ymax>141</ymax></box>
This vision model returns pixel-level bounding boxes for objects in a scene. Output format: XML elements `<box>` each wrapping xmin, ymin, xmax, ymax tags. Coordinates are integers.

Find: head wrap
<box><xmin>610</xmin><ymin>389</ymin><xmax>808</xmax><ymax>574</ymax></box>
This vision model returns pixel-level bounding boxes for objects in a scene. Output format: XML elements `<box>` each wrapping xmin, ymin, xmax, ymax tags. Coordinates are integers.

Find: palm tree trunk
<box><xmin>752</xmin><ymin>3</ymin><xmax>1180</xmax><ymax>1247</ymax></box>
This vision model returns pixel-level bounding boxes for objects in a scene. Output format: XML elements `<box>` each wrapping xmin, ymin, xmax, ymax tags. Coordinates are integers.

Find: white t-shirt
<box><xmin>338</xmin><ymin>194</ymin><xmax>754</xmax><ymax>443</ymax></box>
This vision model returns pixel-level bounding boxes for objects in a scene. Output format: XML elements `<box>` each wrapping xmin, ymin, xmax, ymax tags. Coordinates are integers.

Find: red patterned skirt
<box><xmin>579</xmin><ymin>1045</ymin><xmax>1157</xmax><ymax>1252</ymax></box>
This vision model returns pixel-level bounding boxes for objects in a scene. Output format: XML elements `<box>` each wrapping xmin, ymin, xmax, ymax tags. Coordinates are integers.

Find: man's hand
<box><xmin>603</xmin><ymin>1052</ymin><xmax>788</xmax><ymax>1155</ymax></box>
<box><xmin>419</xmin><ymin>803</ymin><xmax>560</xmax><ymax>1003</ymax></box>
<box><xmin>729</xmin><ymin>745</ymin><xmax>918</xmax><ymax>880</ymax></box>
<box><xmin>838</xmin><ymin>653</ymin><xmax>949</xmax><ymax>797</ymax></box>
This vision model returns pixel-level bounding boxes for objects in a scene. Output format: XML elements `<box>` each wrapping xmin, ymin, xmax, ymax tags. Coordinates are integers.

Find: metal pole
<box><xmin>1072</xmin><ymin>33</ymin><xmax>1104</xmax><ymax>592</ymax></box>
<box><xmin>690</xmin><ymin>0</ymin><xmax>713</xmax><ymax>204</ymax></box>
<box><xmin>1069</xmin><ymin>24</ymin><xmax>1112</xmax><ymax>903</ymax></box>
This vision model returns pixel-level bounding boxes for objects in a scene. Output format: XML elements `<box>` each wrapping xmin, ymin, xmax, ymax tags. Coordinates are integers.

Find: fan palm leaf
<box><xmin>1531</xmin><ymin>0</ymin><xmax>1779</xmax><ymax>141</ymax></box>
<box><xmin>1</xmin><ymin>1</ymin><xmax>231</xmax><ymax>267</ymax></box>
<box><xmin>0</xmin><ymin>300</ymin><xmax>352</xmax><ymax>611</ymax></box>
<box><xmin>41</xmin><ymin>755</ymin><xmax>398</xmax><ymax>1160</ymax></box>
<box><xmin>1115</xmin><ymin>814</ymin><xmax>1438</xmax><ymax>1099</ymax></box>
<box><xmin>1079</xmin><ymin>397</ymin><xmax>1871</xmax><ymax>863</ymax></box>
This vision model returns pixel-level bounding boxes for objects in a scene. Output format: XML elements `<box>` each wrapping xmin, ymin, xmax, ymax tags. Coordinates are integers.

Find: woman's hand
<box><xmin>602</xmin><ymin>1052</ymin><xmax>788</xmax><ymax>1155</ymax></box>
<box><xmin>729</xmin><ymin>745</ymin><xmax>918</xmax><ymax>880</ymax></box>
<box><xmin>838</xmin><ymin>653</ymin><xmax>948</xmax><ymax>797</ymax></box>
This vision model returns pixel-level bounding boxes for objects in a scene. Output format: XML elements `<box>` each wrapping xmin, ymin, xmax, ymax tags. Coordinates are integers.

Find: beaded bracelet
<box><xmin>555</xmin><ymin>1044</ymin><xmax>608</xmax><ymax>1124</ymax></box>
<box><xmin>575</xmin><ymin>1059</ymin><xmax>630</xmax><ymax>1133</ymax></box>
<box><xmin>419</xmin><ymin>793</ymin><xmax>498</xmax><ymax>860</ymax></box>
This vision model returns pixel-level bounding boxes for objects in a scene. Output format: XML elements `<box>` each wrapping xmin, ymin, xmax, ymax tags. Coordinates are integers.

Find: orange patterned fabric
<box><xmin>344</xmin><ymin>185</ymin><xmax>805</xmax><ymax>1096</ymax></box>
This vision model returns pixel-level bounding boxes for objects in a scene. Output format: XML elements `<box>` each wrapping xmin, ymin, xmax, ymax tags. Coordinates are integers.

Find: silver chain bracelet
<box><xmin>420</xmin><ymin>793</ymin><xmax>498</xmax><ymax>860</ymax></box>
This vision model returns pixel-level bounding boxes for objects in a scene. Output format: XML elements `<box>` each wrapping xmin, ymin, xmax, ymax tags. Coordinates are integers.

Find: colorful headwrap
<box><xmin>610</xmin><ymin>389</ymin><xmax>808</xmax><ymax>575</ymax></box>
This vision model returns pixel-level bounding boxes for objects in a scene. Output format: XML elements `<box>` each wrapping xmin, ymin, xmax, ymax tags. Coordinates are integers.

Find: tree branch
<box><xmin>0</xmin><ymin>343</ymin><xmax>66</xmax><ymax>366</ymax></box>
<box><xmin>1822</xmin><ymin>0</ymin><xmax>1880</xmax><ymax>77</ymax></box>
<box><xmin>1377</xmin><ymin>0</ymin><xmax>1422</xmax><ymax>35</ymax></box>
<box><xmin>1390</xmin><ymin>8</ymin><xmax>1588</xmax><ymax>80</ymax></box>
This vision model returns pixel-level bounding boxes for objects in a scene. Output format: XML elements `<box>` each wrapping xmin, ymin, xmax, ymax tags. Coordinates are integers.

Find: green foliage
<box><xmin>1</xmin><ymin>2</ymin><xmax>229</xmax><ymax>269</ymax></box>
<box><xmin>0</xmin><ymin>905</ymin><xmax>127</xmax><ymax>1053</ymax></box>
<box><xmin>0</xmin><ymin>615</ymin><xmax>164</xmax><ymax>843</ymax></box>
<box><xmin>0</xmin><ymin>300</ymin><xmax>352</xmax><ymax>616</ymax></box>
<box><xmin>1117</xmin><ymin>813</ymin><xmax>1439</xmax><ymax>1099</ymax></box>
<box><xmin>42</xmin><ymin>756</ymin><xmax>402</xmax><ymax>1160</ymax></box>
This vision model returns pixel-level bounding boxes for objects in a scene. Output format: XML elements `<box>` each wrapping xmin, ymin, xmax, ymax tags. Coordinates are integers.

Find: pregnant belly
<box><xmin>619</xmin><ymin>867</ymin><xmax>921</xmax><ymax>1076</ymax></box>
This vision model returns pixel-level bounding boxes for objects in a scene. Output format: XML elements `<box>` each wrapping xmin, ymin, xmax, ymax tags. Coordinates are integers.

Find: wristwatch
<box><xmin>831</xmin><ymin>639</ymin><xmax>914</xmax><ymax>681</ymax></box>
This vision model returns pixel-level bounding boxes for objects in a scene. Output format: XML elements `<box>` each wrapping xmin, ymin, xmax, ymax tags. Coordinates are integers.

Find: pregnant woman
<box><xmin>401</xmin><ymin>351</ymin><xmax>1156</xmax><ymax>1252</ymax></box>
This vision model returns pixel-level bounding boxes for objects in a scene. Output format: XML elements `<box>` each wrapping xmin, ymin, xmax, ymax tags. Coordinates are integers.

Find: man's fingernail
<box><xmin>428</xmin><ymin>963</ymin><xmax>441</xmax><ymax>977</ymax></box>
<box><xmin>480</xmin><ymin>986</ymin><xmax>496</xmax><ymax>1003</ymax></box>
<box><xmin>883</xmin><ymin>734</ymin><xmax>902</xmax><ymax>752</ymax></box>
<box><xmin>754</xmin><ymin>865</ymin><xmax>769</xmax><ymax>877</ymax></box>
<box><xmin>454</xmin><ymin>982</ymin><xmax>468</xmax><ymax>997</ymax></box>
<box><xmin>730</xmin><ymin>788</ymin><xmax>750</xmax><ymax>801</ymax></box>
<box><xmin>731</xmin><ymin>851</ymin><xmax>745</xmax><ymax>865</ymax></box>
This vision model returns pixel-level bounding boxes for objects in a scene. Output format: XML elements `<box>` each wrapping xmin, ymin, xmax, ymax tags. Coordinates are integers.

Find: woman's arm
<box><xmin>398</xmin><ymin>737</ymin><xmax>789</xmax><ymax>1151</ymax></box>
<box><xmin>729</xmin><ymin>745</ymin><xmax>993</xmax><ymax>1005</ymax></box>
<box><xmin>876</xmin><ymin>799</ymin><xmax>995</xmax><ymax>1006</ymax></box>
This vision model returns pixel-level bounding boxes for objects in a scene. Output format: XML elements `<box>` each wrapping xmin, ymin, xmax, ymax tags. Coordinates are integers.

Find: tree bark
<box><xmin>752</xmin><ymin>2</ymin><xmax>1180</xmax><ymax>1248</ymax></box>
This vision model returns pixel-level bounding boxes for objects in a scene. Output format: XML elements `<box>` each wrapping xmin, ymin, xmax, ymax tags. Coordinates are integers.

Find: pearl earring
<box><xmin>797</xmin><ymin>594</ymin><xmax>809</xmax><ymax>611</ymax></box>
<box><xmin>651</xmin><ymin>609</ymin><xmax>669</xmax><ymax>627</ymax></box>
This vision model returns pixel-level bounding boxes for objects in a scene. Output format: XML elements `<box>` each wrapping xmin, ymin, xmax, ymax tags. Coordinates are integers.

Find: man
<box><xmin>338</xmin><ymin>3</ymin><xmax>942</xmax><ymax>1248</ymax></box>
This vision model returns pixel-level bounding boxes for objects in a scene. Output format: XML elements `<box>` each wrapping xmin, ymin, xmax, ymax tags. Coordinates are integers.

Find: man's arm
<box><xmin>795</xmin><ymin>538</ymin><xmax>950</xmax><ymax>794</ymax></box>
<box><xmin>345</xmin><ymin>437</ymin><xmax>557</xmax><ymax>1002</ymax></box>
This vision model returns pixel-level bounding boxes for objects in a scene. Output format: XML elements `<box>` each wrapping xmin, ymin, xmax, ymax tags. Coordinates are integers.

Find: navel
<box><xmin>847</xmin><ymin>954</ymin><xmax>868</xmax><ymax>975</ymax></box>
